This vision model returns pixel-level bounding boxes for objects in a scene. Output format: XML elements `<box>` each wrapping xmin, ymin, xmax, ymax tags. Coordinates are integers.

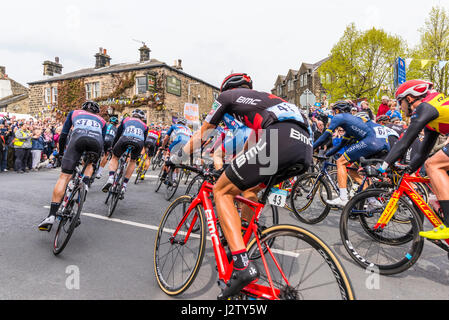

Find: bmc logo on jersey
<box><xmin>236</xmin><ymin>96</ymin><xmax>262</xmax><ymax>105</ymax></box>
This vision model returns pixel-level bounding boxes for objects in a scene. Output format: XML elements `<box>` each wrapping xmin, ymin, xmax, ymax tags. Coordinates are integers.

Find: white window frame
<box><xmin>304</xmin><ymin>74</ymin><xmax>308</xmax><ymax>86</ymax></box>
<box><xmin>51</xmin><ymin>87</ymin><xmax>58</xmax><ymax>104</ymax></box>
<box><xmin>136</xmin><ymin>76</ymin><xmax>147</xmax><ymax>94</ymax></box>
<box><xmin>300</xmin><ymin>75</ymin><xmax>304</xmax><ymax>87</ymax></box>
<box><xmin>44</xmin><ymin>87</ymin><xmax>51</xmax><ymax>104</ymax></box>
<box><xmin>85</xmin><ymin>82</ymin><xmax>100</xmax><ymax>100</ymax></box>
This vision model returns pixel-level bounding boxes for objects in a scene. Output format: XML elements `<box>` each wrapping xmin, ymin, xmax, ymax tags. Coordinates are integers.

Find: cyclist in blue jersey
<box><xmin>102</xmin><ymin>109</ymin><xmax>148</xmax><ymax>195</ymax></box>
<box><xmin>96</xmin><ymin>116</ymin><xmax>119</xmax><ymax>179</ymax></box>
<box><xmin>38</xmin><ymin>101</ymin><xmax>107</xmax><ymax>231</ymax></box>
<box><xmin>159</xmin><ymin>117</ymin><xmax>192</xmax><ymax>182</ymax></box>
<box><xmin>313</xmin><ymin>101</ymin><xmax>397</xmax><ymax>207</ymax></box>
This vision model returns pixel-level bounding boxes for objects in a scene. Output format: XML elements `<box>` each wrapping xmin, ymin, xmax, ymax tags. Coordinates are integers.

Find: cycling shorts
<box><xmin>169</xmin><ymin>135</ymin><xmax>190</xmax><ymax>154</ymax></box>
<box><xmin>113</xmin><ymin>136</ymin><xmax>144</xmax><ymax>160</ymax></box>
<box><xmin>104</xmin><ymin>137</ymin><xmax>114</xmax><ymax>153</ymax></box>
<box><xmin>225</xmin><ymin>122</ymin><xmax>312</xmax><ymax>191</ymax></box>
<box><xmin>145</xmin><ymin>139</ymin><xmax>157</xmax><ymax>157</ymax></box>
<box><xmin>61</xmin><ymin>130</ymin><xmax>103</xmax><ymax>174</ymax></box>
<box><xmin>343</xmin><ymin>135</ymin><xmax>389</xmax><ymax>163</ymax></box>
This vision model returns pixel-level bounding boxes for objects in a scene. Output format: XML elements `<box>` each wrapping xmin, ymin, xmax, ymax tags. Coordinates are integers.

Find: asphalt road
<box><xmin>1</xmin><ymin>167</ymin><xmax>449</xmax><ymax>300</ymax></box>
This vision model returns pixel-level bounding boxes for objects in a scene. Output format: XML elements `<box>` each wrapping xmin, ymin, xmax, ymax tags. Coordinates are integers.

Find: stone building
<box><xmin>0</xmin><ymin>66</ymin><xmax>30</xmax><ymax>114</ymax></box>
<box><xmin>28</xmin><ymin>45</ymin><xmax>220</xmax><ymax>125</ymax></box>
<box><xmin>271</xmin><ymin>57</ymin><xmax>330</xmax><ymax>108</ymax></box>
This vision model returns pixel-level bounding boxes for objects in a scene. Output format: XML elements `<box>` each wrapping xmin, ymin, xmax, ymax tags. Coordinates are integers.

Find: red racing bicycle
<box><xmin>154</xmin><ymin>164</ymin><xmax>355</xmax><ymax>300</ymax></box>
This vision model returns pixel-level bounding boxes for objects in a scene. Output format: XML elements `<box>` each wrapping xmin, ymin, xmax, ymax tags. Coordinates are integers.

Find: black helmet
<box><xmin>82</xmin><ymin>101</ymin><xmax>100</xmax><ymax>114</ymax></box>
<box><xmin>132</xmin><ymin>109</ymin><xmax>146</xmax><ymax>120</ymax></box>
<box><xmin>332</xmin><ymin>101</ymin><xmax>352</xmax><ymax>114</ymax></box>
<box><xmin>377</xmin><ymin>115</ymin><xmax>390</xmax><ymax>123</ymax></box>
<box><xmin>220</xmin><ymin>73</ymin><xmax>253</xmax><ymax>93</ymax></box>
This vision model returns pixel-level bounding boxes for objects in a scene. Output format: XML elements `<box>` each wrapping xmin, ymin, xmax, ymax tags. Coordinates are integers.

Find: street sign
<box><xmin>394</xmin><ymin>57</ymin><xmax>407</xmax><ymax>88</ymax></box>
<box><xmin>300</xmin><ymin>89</ymin><xmax>316</xmax><ymax>112</ymax></box>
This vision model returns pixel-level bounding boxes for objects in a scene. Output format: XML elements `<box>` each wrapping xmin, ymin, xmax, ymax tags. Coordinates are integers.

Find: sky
<box><xmin>1</xmin><ymin>0</ymin><xmax>448</xmax><ymax>92</ymax></box>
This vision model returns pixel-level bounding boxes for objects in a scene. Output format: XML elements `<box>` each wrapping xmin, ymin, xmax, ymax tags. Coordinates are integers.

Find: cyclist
<box><xmin>138</xmin><ymin>126</ymin><xmax>160</xmax><ymax>181</ymax></box>
<box><xmin>38</xmin><ymin>101</ymin><xmax>107</xmax><ymax>231</ymax></box>
<box><xmin>378</xmin><ymin>80</ymin><xmax>449</xmax><ymax>239</ymax></box>
<box><xmin>158</xmin><ymin>117</ymin><xmax>192</xmax><ymax>183</ymax></box>
<box><xmin>171</xmin><ymin>73</ymin><xmax>312</xmax><ymax>299</ymax></box>
<box><xmin>97</xmin><ymin>116</ymin><xmax>119</xmax><ymax>179</ymax></box>
<box><xmin>101</xmin><ymin>109</ymin><xmax>148</xmax><ymax>195</ymax></box>
<box><xmin>313</xmin><ymin>101</ymin><xmax>398</xmax><ymax>207</ymax></box>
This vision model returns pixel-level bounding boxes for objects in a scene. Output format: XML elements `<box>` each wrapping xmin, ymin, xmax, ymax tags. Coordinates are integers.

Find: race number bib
<box><xmin>268</xmin><ymin>103</ymin><xmax>305</xmax><ymax>123</ymax></box>
<box><xmin>268</xmin><ymin>188</ymin><xmax>288</xmax><ymax>207</ymax></box>
<box><xmin>373</xmin><ymin>126</ymin><xmax>388</xmax><ymax>139</ymax></box>
<box><xmin>124</xmin><ymin>126</ymin><xmax>144</xmax><ymax>140</ymax></box>
<box><xmin>74</xmin><ymin>119</ymin><xmax>102</xmax><ymax>133</ymax></box>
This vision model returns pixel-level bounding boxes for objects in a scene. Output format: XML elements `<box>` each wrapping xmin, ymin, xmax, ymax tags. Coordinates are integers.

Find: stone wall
<box><xmin>28</xmin><ymin>66</ymin><xmax>219</xmax><ymax>125</ymax></box>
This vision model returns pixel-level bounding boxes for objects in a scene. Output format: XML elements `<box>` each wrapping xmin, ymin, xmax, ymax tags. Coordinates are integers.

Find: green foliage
<box><xmin>407</xmin><ymin>6</ymin><xmax>449</xmax><ymax>95</ymax></box>
<box><xmin>320</xmin><ymin>23</ymin><xmax>406</xmax><ymax>105</ymax></box>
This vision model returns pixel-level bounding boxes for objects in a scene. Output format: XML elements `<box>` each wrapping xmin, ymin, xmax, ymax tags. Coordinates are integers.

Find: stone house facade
<box><xmin>28</xmin><ymin>46</ymin><xmax>220</xmax><ymax>125</ymax></box>
<box><xmin>271</xmin><ymin>57</ymin><xmax>330</xmax><ymax>109</ymax></box>
<box><xmin>0</xmin><ymin>66</ymin><xmax>30</xmax><ymax>114</ymax></box>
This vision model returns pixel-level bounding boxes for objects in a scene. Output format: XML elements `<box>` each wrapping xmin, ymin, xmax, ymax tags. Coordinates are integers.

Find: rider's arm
<box><xmin>326</xmin><ymin>135</ymin><xmax>351</xmax><ymax>157</ymax></box>
<box><xmin>212</xmin><ymin>145</ymin><xmax>225</xmax><ymax>170</ymax></box>
<box><xmin>381</xmin><ymin>103</ymin><xmax>439</xmax><ymax>171</ymax></box>
<box><xmin>58</xmin><ymin>111</ymin><xmax>74</xmax><ymax>155</ymax></box>
<box><xmin>408</xmin><ymin>128</ymin><xmax>439</xmax><ymax>172</ymax></box>
<box><xmin>182</xmin><ymin>122</ymin><xmax>217</xmax><ymax>155</ymax></box>
<box><xmin>112</xmin><ymin>121</ymin><xmax>124</xmax><ymax>146</ymax></box>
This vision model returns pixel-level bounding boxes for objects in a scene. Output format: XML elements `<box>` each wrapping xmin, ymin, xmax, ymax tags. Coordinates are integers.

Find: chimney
<box><xmin>0</xmin><ymin>66</ymin><xmax>5</xmax><ymax>75</ymax></box>
<box><xmin>177</xmin><ymin>59</ymin><xmax>183</xmax><ymax>70</ymax></box>
<box><xmin>43</xmin><ymin>57</ymin><xmax>63</xmax><ymax>77</ymax></box>
<box><xmin>139</xmin><ymin>44</ymin><xmax>151</xmax><ymax>62</ymax></box>
<box><xmin>95</xmin><ymin>47</ymin><xmax>111</xmax><ymax>68</ymax></box>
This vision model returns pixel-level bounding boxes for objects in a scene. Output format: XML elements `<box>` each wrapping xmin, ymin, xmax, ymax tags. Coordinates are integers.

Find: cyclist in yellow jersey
<box><xmin>379</xmin><ymin>80</ymin><xmax>449</xmax><ymax>239</ymax></box>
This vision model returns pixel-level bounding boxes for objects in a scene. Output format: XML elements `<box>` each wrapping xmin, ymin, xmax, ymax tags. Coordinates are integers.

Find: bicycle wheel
<box><xmin>246</xmin><ymin>224</ymin><xmax>355</xmax><ymax>300</ymax></box>
<box><xmin>340</xmin><ymin>189</ymin><xmax>424</xmax><ymax>275</ymax></box>
<box><xmin>154</xmin><ymin>196</ymin><xmax>206</xmax><ymax>296</ymax></box>
<box><xmin>53</xmin><ymin>185</ymin><xmax>86</xmax><ymax>255</ymax></box>
<box><xmin>151</xmin><ymin>153</ymin><xmax>159</xmax><ymax>171</ymax></box>
<box><xmin>290</xmin><ymin>173</ymin><xmax>332</xmax><ymax>224</ymax></box>
<box><xmin>165</xmin><ymin>169</ymin><xmax>183</xmax><ymax>201</ymax></box>
<box><xmin>185</xmin><ymin>174</ymin><xmax>204</xmax><ymax>197</ymax></box>
<box><xmin>107</xmin><ymin>170</ymin><xmax>124</xmax><ymax>218</ymax></box>
<box><xmin>135</xmin><ymin>163</ymin><xmax>143</xmax><ymax>184</ymax></box>
<box><xmin>155</xmin><ymin>165</ymin><xmax>165</xmax><ymax>193</ymax></box>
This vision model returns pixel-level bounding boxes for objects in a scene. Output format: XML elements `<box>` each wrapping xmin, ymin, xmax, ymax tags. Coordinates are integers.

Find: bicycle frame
<box><xmin>171</xmin><ymin>180</ymin><xmax>287</xmax><ymax>299</ymax></box>
<box><xmin>374</xmin><ymin>174</ymin><xmax>449</xmax><ymax>246</ymax></box>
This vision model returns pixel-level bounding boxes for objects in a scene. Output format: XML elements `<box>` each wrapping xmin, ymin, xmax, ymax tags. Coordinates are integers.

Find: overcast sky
<box><xmin>1</xmin><ymin>0</ymin><xmax>447</xmax><ymax>92</ymax></box>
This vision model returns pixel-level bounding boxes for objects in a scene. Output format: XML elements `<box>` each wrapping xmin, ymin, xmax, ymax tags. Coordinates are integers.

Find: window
<box><xmin>52</xmin><ymin>87</ymin><xmax>58</xmax><ymax>104</ymax></box>
<box><xmin>277</xmin><ymin>85</ymin><xmax>281</xmax><ymax>95</ymax></box>
<box><xmin>44</xmin><ymin>88</ymin><xmax>51</xmax><ymax>104</ymax></box>
<box><xmin>136</xmin><ymin>76</ymin><xmax>147</xmax><ymax>94</ymax></box>
<box><xmin>86</xmin><ymin>82</ymin><xmax>100</xmax><ymax>100</ymax></box>
<box><xmin>304</xmin><ymin>74</ymin><xmax>308</xmax><ymax>86</ymax></box>
<box><xmin>288</xmin><ymin>80</ymin><xmax>294</xmax><ymax>92</ymax></box>
<box><xmin>300</xmin><ymin>75</ymin><xmax>304</xmax><ymax>87</ymax></box>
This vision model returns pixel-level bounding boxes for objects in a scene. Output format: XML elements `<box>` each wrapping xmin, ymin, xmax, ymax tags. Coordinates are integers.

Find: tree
<box><xmin>320</xmin><ymin>23</ymin><xmax>406</xmax><ymax>107</ymax></box>
<box><xmin>408</xmin><ymin>6</ymin><xmax>449</xmax><ymax>95</ymax></box>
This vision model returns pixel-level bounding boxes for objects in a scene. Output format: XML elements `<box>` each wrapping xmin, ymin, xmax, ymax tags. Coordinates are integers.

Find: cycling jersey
<box><xmin>113</xmin><ymin>117</ymin><xmax>149</xmax><ymax>160</ymax></box>
<box><xmin>105</xmin><ymin>124</ymin><xmax>118</xmax><ymax>142</ymax></box>
<box><xmin>222</xmin><ymin>126</ymin><xmax>252</xmax><ymax>157</ymax></box>
<box><xmin>314</xmin><ymin>114</ymin><xmax>395</xmax><ymax>163</ymax></box>
<box><xmin>205</xmin><ymin>88</ymin><xmax>310</xmax><ymax>133</ymax></box>
<box><xmin>166</xmin><ymin>124</ymin><xmax>192</xmax><ymax>153</ymax></box>
<box><xmin>59</xmin><ymin>110</ymin><xmax>107</xmax><ymax>174</ymax></box>
<box><xmin>383</xmin><ymin>92</ymin><xmax>449</xmax><ymax>172</ymax></box>
<box><xmin>146</xmin><ymin>129</ymin><xmax>160</xmax><ymax>145</ymax></box>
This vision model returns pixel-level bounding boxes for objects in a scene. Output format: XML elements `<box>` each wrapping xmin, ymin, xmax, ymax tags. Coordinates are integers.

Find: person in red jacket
<box><xmin>376</xmin><ymin>96</ymin><xmax>390</xmax><ymax>119</ymax></box>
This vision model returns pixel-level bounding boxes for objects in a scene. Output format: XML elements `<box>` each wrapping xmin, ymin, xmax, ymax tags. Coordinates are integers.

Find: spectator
<box><xmin>321</xmin><ymin>95</ymin><xmax>329</xmax><ymax>109</ymax></box>
<box><xmin>332</xmin><ymin>128</ymin><xmax>348</xmax><ymax>158</ymax></box>
<box><xmin>386</xmin><ymin>100</ymin><xmax>402</xmax><ymax>121</ymax></box>
<box><xmin>13</xmin><ymin>123</ymin><xmax>32</xmax><ymax>173</ymax></box>
<box><xmin>43</xmin><ymin>128</ymin><xmax>54</xmax><ymax>158</ymax></box>
<box><xmin>31</xmin><ymin>127</ymin><xmax>45</xmax><ymax>171</ymax></box>
<box><xmin>360</xmin><ymin>101</ymin><xmax>375</xmax><ymax>120</ymax></box>
<box><xmin>351</xmin><ymin>107</ymin><xmax>358</xmax><ymax>116</ymax></box>
<box><xmin>376</xmin><ymin>96</ymin><xmax>390</xmax><ymax>119</ymax></box>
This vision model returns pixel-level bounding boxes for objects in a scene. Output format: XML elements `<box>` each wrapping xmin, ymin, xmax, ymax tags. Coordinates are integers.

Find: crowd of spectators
<box><xmin>0</xmin><ymin>115</ymin><xmax>63</xmax><ymax>174</ymax></box>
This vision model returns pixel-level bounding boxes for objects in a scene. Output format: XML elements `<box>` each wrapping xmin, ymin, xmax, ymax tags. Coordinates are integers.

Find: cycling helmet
<box><xmin>109</xmin><ymin>116</ymin><xmax>118</xmax><ymax>124</ymax></box>
<box><xmin>332</xmin><ymin>101</ymin><xmax>352</xmax><ymax>114</ymax></box>
<box><xmin>395</xmin><ymin>80</ymin><xmax>433</xmax><ymax>103</ymax></box>
<box><xmin>220</xmin><ymin>73</ymin><xmax>253</xmax><ymax>93</ymax></box>
<box><xmin>355</xmin><ymin>112</ymin><xmax>370</xmax><ymax>122</ymax></box>
<box><xmin>377</xmin><ymin>115</ymin><xmax>390</xmax><ymax>123</ymax></box>
<box><xmin>177</xmin><ymin>117</ymin><xmax>187</xmax><ymax>125</ymax></box>
<box><xmin>132</xmin><ymin>109</ymin><xmax>146</xmax><ymax>120</ymax></box>
<box><xmin>82</xmin><ymin>101</ymin><xmax>100</xmax><ymax>114</ymax></box>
